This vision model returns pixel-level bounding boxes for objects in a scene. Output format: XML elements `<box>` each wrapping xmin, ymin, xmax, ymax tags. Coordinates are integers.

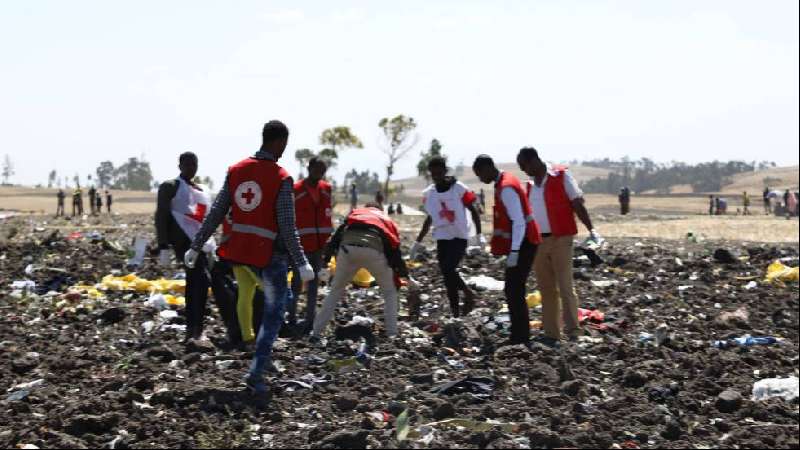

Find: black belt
<box><xmin>541</xmin><ymin>233</ymin><xmax>553</xmax><ymax>238</ymax></box>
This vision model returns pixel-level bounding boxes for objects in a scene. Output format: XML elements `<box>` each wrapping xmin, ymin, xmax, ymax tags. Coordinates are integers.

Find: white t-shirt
<box><xmin>527</xmin><ymin>166</ymin><xmax>582</xmax><ymax>234</ymax></box>
<box><xmin>423</xmin><ymin>180</ymin><xmax>478</xmax><ymax>241</ymax></box>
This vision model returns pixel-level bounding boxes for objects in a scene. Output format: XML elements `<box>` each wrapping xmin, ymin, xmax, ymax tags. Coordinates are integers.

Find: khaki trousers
<box><xmin>534</xmin><ymin>235</ymin><xmax>580</xmax><ymax>339</ymax></box>
<box><xmin>312</xmin><ymin>245</ymin><xmax>399</xmax><ymax>337</ymax></box>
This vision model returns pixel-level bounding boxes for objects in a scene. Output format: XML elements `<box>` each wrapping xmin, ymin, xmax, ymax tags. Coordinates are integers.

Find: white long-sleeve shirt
<box><xmin>497</xmin><ymin>173</ymin><xmax>526</xmax><ymax>252</ymax></box>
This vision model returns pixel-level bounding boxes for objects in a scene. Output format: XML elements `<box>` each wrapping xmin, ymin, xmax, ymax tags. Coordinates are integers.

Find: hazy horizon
<box><xmin>1</xmin><ymin>0</ymin><xmax>798</xmax><ymax>190</ymax></box>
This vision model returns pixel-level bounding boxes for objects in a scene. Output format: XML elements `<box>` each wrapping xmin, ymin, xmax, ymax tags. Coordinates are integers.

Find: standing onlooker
<box><xmin>763</xmin><ymin>187</ymin><xmax>771</xmax><ymax>215</ymax></box>
<box><xmin>88</xmin><ymin>185</ymin><xmax>97</xmax><ymax>215</ymax></box>
<box><xmin>105</xmin><ymin>190</ymin><xmax>113</xmax><ymax>214</ymax></box>
<box><xmin>96</xmin><ymin>194</ymin><xmax>102</xmax><ymax>214</ymax></box>
<box><xmin>56</xmin><ymin>189</ymin><xmax>65</xmax><ymax>217</ymax></box>
<box><xmin>350</xmin><ymin>183</ymin><xmax>358</xmax><ymax>210</ymax></box>
<box><xmin>742</xmin><ymin>191</ymin><xmax>750</xmax><ymax>216</ymax></box>
<box><xmin>375</xmin><ymin>190</ymin><xmax>385</xmax><ymax>209</ymax></box>
<box><xmin>709</xmin><ymin>195</ymin><xmax>716</xmax><ymax>216</ymax></box>
<box><xmin>619</xmin><ymin>187</ymin><xmax>631</xmax><ymax>215</ymax></box>
<box><xmin>72</xmin><ymin>187</ymin><xmax>83</xmax><ymax>216</ymax></box>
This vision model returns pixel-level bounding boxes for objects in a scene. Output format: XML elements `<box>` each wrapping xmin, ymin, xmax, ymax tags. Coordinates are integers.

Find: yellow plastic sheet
<box><xmin>99</xmin><ymin>274</ymin><xmax>186</xmax><ymax>294</ymax></box>
<box><xmin>765</xmin><ymin>261</ymin><xmax>799</xmax><ymax>285</ymax></box>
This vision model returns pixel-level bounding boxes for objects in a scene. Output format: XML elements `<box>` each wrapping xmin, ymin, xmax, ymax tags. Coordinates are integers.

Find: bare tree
<box><xmin>2</xmin><ymin>155</ymin><xmax>14</xmax><ymax>185</ymax></box>
<box><xmin>378</xmin><ymin>115</ymin><xmax>418</xmax><ymax>201</ymax></box>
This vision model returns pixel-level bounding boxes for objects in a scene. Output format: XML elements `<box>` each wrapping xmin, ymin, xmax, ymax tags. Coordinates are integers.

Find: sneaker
<box><xmin>532</xmin><ymin>336</ymin><xmax>561</xmax><ymax>349</ymax></box>
<box><xmin>244</xmin><ymin>375</ymin><xmax>268</xmax><ymax>395</ymax></box>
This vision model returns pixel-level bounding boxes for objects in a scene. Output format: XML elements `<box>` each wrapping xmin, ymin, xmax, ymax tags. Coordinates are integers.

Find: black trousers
<box><xmin>437</xmin><ymin>238</ymin><xmax>469</xmax><ymax>317</ymax></box>
<box><xmin>504</xmin><ymin>240</ymin><xmax>537</xmax><ymax>345</ymax></box>
<box><xmin>174</xmin><ymin>244</ymin><xmax>240</xmax><ymax>341</ymax></box>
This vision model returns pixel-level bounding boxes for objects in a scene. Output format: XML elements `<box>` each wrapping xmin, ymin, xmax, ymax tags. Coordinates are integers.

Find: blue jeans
<box><xmin>248</xmin><ymin>258</ymin><xmax>292</xmax><ymax>380</ymax></box>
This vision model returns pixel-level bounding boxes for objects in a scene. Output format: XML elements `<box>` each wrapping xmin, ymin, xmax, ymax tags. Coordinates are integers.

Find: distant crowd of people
<box><xmin>56</xmin><ymin>186</ymin><xmax>112</xmax><ymax>217</ymax></box>
<box><xmin>708</xmin><ymin>188</ymin><xmax>799</xmax><ymax>218</ymax></box>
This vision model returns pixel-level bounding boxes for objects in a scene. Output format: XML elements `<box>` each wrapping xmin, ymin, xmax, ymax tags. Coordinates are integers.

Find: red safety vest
<box><xmin>217</xmin><ymin>157</ymin><xmax>289</xmax><ymax>267</ymax></box>
<box><xmin>294</xmin><ymin>179</ymin><xmax>334</xmax><ymax>253</ymax></box>
<box><xmin>492</xmin><ymin>172</ymin><xmax>542</xmax><ymax>256</ymax></box>
<box><xmin>526</xmin><ymin>165</ymin><xmax>579</xmax><ymax>237</ymax></box>
<box><xmin>347</xmin><ymin>208</ymin><xmax>401</xmax><ymax>249</ymax></box>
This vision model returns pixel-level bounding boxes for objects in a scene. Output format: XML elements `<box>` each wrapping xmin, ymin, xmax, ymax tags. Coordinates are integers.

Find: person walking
<box><xmin>472</xmin><ymin>155</ymin><xmax>542</xmax><ymax>346</ymax></box>
<box><xmin>56</xmin><ymin>189</ymin><xmax>65</xmax><ymax>217</ymax></box>
<box><xmin>155</xmin><ymin>152</ymin><xmax>240</xmax><ymax>345</ymax></box>
<box><xmin>186</xmin><ymin>120</ymin><xmax>314</xmax><ymax>395</ymax></box>
<box><xmin>517</xmin><ymin>147</ymin><xmax>602</xmax><ymax>344</ymax></box>
<box><xmin>311</xmin><ymin>204</ymin><xmax>418</xmax><ymax>341</ymax></box>
<box><xmin>288</xmin><ymin>157</ymin><xmax>334</xmax><ymax>334</ymax></box>
<box><xmin>410</xmin><ymin>156</ymin><xmax>481</xmax><ymax>318</ymax></box>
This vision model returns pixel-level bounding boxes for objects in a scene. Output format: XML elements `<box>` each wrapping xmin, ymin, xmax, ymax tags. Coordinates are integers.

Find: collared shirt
<box><xmin>496</xmin><ymin>172</ymin><xmax>526</xmax><ymax>252</ymax></box>
<box><xmin>527</xmin><ymin>164</ymin><xmax>582</xmax><ymax>234</ymax></box>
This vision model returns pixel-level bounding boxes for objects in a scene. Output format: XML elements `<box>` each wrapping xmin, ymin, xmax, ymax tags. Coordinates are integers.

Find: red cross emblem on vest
<box><xmin>234</xmin><ymin>181</ymin><xmax>262</xmax><ymax>212</ymax></box>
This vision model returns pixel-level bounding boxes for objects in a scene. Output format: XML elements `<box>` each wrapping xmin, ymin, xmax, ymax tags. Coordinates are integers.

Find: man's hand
<box><xmin>158</xmin><ymin>249</ymin><xmax>172</xmax><ymax>267</ymax></box>
<box><xmin>589</xmin><ymin>229</ymin><xmax>602</xmax><ymax>242</ymax></box>
<box><xmin>506</xmin><ymin>251</ymin><xmax>520</xmax><ymax>269</ymax></box>
<box><xmin>299</xmin><ymin>263</ymin><xmax>316</xmax><ymax>283</ymax></box>
<box><xmin>184</xmin><ymin>248</ymin><xmax>199</xmax><ymax>269</ymax></box>
<box><xmin>406</xmin><ymin>276</ymin><xmax>420</xmax><ymax>291</ymax></box>
<box><xmin>409</xmin><ymin>242</ymin><xmax>424</xmax><ymax>260</ymax></box>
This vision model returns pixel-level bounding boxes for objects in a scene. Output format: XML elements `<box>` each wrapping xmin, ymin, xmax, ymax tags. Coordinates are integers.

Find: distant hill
<box><xmin>645</xmin><ymin>166</ymin><xmax>799</xmax><ymax>195</ymax></box>
<box><xmin>392</xmin><ymin>163</ymin><xmax>613</xmax><ymax>196</ymax></box>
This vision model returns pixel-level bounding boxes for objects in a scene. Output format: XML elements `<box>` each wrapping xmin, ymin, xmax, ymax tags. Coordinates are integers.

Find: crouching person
<box><xmin>312</xmin><ymin>204</ymin><xmax>418</xmax><ymax>340</ymax></box>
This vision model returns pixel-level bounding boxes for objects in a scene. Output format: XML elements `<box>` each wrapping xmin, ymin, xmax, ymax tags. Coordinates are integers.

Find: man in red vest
<box><xmin>288</xmin><ymin>157</ymin><xmax>334</xmax><ymax>334</ymax></box>
<box><xmin>185</xmin><ymin>120</ymin><xmax>315</xmax><ymax>394</ymax></box>
<box><xmin>311</xmin><ymin>204</ymin><xmax>418</xmax><ymax>341</ymax></box>
<box><xmin>517</xmin><ymin>147</ymin><xmax>600</xmax><ymax>345</ymax></box>
<box><xmin>473</xmin><ymin>155</ymin><xmax>542</xmax><ymax>346</ymax></box>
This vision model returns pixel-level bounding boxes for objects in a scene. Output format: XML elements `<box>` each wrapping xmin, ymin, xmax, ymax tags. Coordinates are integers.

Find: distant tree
<box><xmin>294</xmin><ymin>148</ymin><xmax>315</xmax><ymax>178</ymax></box>
<box><xmin>47</xmin><ymin>170</ymin><xmax>57</xmax><ymax>188</ymax></box>
<box><xmin>417</xmin><ymin>138</ymin><xmax>446</xmax><ymax>181</ymax></box>
<box><xmin>378</xmin><ymin>115</ymin><xmax>418</xmax><ymax>201</ymax></box>
<box><xmin>2</xmin><ymin>155</ymin><xmax>14</xmax><ymax>185</ymax></box>
<box><xmin>113</xmin><ymin>157</ymin><xmax>154</xmax><ymax>191</ymax></box>
<box><xmin>320</xmin><ymin>127</ymin><xmax>363</xmax><ymax>153</ymax></box>
<box><xmin>343</xmin><ymin>169</ymin><xmax>382</xmax><ymax>195</ymax></box>
<box><xmin>317</xmin><ymin>148</ymin><xmax>340</xmax><ymax>169</ymax></box>
<box><xmin>96</xmin><ymin>161</ymin><xmax>115</xmax><ymax>189</ymax></box>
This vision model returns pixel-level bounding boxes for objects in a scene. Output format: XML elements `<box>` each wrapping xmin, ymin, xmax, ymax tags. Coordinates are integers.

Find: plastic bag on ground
<box><xmin>752</xmin><ymin>376</ymin><xmax>799</xmax><ymax>402</ymax></box>
<box><xmin>764</xmin><ymin>261</ymin><xmax>799</xmax><ymax>285</ymax></box>
<box><xmin>467</xmin><ymin>275</ymin><xmax>504</xmax><ymax>291</ymax></box>
<box><xmin>127</xmin><ymin>237</ymin><xmax>150</xmax><ymax>267</ymax></box>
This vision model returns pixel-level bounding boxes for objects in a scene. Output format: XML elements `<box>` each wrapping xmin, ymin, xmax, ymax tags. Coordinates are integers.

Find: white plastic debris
<box><xmin>8</xmin><ymin>379</ymin><xmax>45</xmax><ymax>392</ymax></box>
<box><xmin>159</xmin><ymin>310</ymin><xmax>179</xmax><ymax>320</ymax></box>
<box><xmin>127</xmin><ymin>236</ymin><xmax>150</xmax><ymax>267</ymax></box>
<box><xmin>10</xmin><ymin>280</ymin><xmax>36</xmax><ymax>290</ymax></box>
<box><xmin>752</xmin><ymin>377</ymin><xmax>799</xmax><ymax>402</ymax></box>
<box><xmin>144</xmin><ymin>294</ymin><xmax>168</xmax><ymax>311</ymax></box>
<box><xmin>467</xmin><ymin>275</ymin><xmax>505</xmax><ymax>291</ymax></box>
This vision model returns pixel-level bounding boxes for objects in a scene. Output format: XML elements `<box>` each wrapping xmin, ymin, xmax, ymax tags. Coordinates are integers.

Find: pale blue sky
<box><xmin>1</xmin><ymin>0</ymin><xmax>798</xmax><ymax>189</ymax></box>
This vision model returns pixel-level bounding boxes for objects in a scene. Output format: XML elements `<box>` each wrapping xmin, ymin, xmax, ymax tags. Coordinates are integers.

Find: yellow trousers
<box><xmin>232</xmin><ymin>265</ymin><xmax>262</xmax><ymax>343</ymax></box>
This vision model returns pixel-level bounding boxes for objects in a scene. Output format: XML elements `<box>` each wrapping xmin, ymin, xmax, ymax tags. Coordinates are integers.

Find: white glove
<box><xmin>406</xmin><ymin>276</ymin><xmax>420</xmax><ymax>291</ymax></box>
<box><xmin>299</xmin><ymin>263</ymin><xmax>315</xmax><ymax>282</ymax></box>
<box><xmin>478</xmin><ymin>234</ymin><xmax>487</xmax><ymax>247</ymax></box>
<box><xmin>506</xmin><ymin>251</ymin><xmax>520</xmax><ymax>269</ymax></box>
<box><xmin>589</xmin><ymin>229</ymin><xmax>601</xmax><ymax>242</ymax></box>
<box><xmin>184</xmin><ymin>248</ymin><xmax>199</xmax><ymax>269</ymax></box>
<box><xmin>409</xmin><ymin>242</ymin><xmax>424</xmax><ymax>260</ymax></box>
<box><xmin>158</xmin><ymin>249</ymin><xmax>172</xmax><ymax>267</ymax></box>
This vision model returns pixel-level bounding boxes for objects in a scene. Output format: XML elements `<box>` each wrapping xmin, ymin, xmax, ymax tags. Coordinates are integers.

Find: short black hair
<box><xmin>179</xmin><ymin>151</ymin><xmax>198</xmax><ymax>164</ymax></box>
<box><xmin>517</xmin><ymin>147</ymin><xmax>540</xmax><ymax>162</ymax></box>
<box><xmin>427</xmin><ymin>156</ymin><xmax>447</xmax><ymax>171</ymax></box>
<box><xmin>472</xmin><ymin>154</ymin><xmax>495</xmax><ymax>170</ymax></box>
<box><xmin>262</xmin><ymin>120</ymin><xmax>289</xmax><ymax>143</ymax></box>
<box><xmin>308</xmin><ymin>157</ymin><xmax>327</xmax><ymax>169</ymax></box>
